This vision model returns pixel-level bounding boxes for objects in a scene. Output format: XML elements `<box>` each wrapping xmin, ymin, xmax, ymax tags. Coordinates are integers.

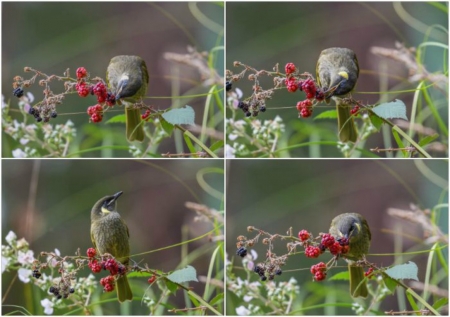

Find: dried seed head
<box><xmin>247</xmin><ymin>226</ymin><xmax>254</xmax><ymax>232</ymax></box>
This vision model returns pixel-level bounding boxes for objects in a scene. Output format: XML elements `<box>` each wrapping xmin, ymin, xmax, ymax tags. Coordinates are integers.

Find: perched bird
<box><xmin>90</xmin><ymin>191</ymin><xmax>132</xmax><ymax>302</ymax></box>
<box><xmin>107</xmin><ymin>55</ymin><xmax>149</xmax><ymax>142</ymax></box>
<box><xmin>316</xmin><ymin>47</ymin><xmax>359</xmax><ymax>142</ymax></box>
<box><xmin>329</xmin><ymin>213</ymin><xmax>371</xmax><ymax>298</ymax></box>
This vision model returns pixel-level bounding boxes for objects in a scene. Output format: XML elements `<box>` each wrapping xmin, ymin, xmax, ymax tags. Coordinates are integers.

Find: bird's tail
<box><xmin>116</xmin><ymin>274</ymin><xmax>133</xmax><ymax>303</ymax></box>
<box><xmin>336</xmin><ymin>100</ymin><xmax>358</xmax><ymax>143</ymax></box>
<box><xmin>126</xmin><ymin>107</ymin><xmax>145</xmax><ymax>142</ymax></box>
<box><xmin>349</xmin><ymin>264</ymin><xmax>368</xmax><ymax>298</ymax></box>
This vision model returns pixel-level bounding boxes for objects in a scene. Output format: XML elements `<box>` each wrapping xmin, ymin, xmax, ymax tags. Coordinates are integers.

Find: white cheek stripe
<box><xmin>101</xmin><ymin>207</ymin><xmax>110</xmax><ymax>214</ymax></box>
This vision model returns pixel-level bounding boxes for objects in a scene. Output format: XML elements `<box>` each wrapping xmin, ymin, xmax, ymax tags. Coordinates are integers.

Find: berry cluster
<box><xmin>100</xmin><ymin>275</ymin><xmax>115</xmax><ymax>293</ymax></box>
<box><xmin>87</xmin><ymin>104</ymin><xmax>104</xmax><ymax>123</ymax></box>
<box><xmin>364</xmin><ymin>267</ymin><xmax>374</xmax><ymax>279</ymax></box>
<box><xmin>350</xmin><ymin>105</ymin><xmax>360</xmax><ymax>116</ymax></box>
<box><xmin>49</xmin><ymin>285</ymin><xmax>75</xmax><ymax>300</ymax></box>
<box><xmin>86</xmin><ymin>248</ymin><xmax>126</xmax><ymax>293</ymax></box>
<box><xmin>310</xmin><ymin>262</ymin><xmax>327</xmax><ymax>281</ymax></box>
<box><xmin>236</xmin><ymin>100</ymin><xmax>266</xmax><ymax>117</ymax></box>
<box><xmin>282</xmin><ymin>63</ymin><xmax>329</xmax><ymax>119</ymax></box>
<box><xmin>141</xmin><ymin>109</ymin><xmax>152</xmax><ymax>120</ymax></box>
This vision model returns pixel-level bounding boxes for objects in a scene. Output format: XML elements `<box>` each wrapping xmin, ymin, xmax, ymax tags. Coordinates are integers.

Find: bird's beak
<box><xmin>115</xmin><ymin>75</ymin><xmax>129</xmax><ymax>100</ymax></box>
<box><xmin>106</xmin><ymin>191</ymin><xmax>123</xmax><ymax>207</ymax></box>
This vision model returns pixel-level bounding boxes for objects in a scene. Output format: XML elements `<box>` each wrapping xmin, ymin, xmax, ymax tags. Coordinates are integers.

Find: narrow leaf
<box><xmin>372</xmin><ymin>99</ymin><xmax>408</xmax><ymax>120</ymax></box>
<box><xmin>167</xmin><ymin>265</ymin><xmax>198</xmax><ymax>284</ymax></box>
<box><xmin>329</xmin><ymin>271</ymin><xmax>349</xmax><ymax>281</ymax></box>
<box><xmin>161</xmin><ymin>105</ymin><xmax>195</xmax><ymax>125</ymax></box>
<box><xmin>105</xmin><ymin>114</ymin><xmax>126</xmax><ymax>124</ymax></box>
<box><xmin>385</xmin><ymin>261</ymin><xmax>419</xmax><ymax>281</ymax></box>
<box><xmin>209</xmin><ymin>140</ymin><xmax>224</xmax><ymax>152</ymax></box>
<box><xmin>314</xmin><ymin>109</ymin><xmax>337</xmax><ymax>120</ymax></box>
<box><xmin>418</xmin><ymin>133</ymin><xmax>439</xmax><ymax>147</ymax></box>
<box><xmin>159</xmin><ymin>116</ymin><xmax>174</xmax><ymax>136</ymax></box>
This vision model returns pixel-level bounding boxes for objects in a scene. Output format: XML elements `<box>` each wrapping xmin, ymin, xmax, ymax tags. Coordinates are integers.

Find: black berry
<box><xmin>275</xmin><ymin>269</ymin><xmax>282</xmax><ymax>275</ymax></box>
<box><xmin>261</xmin><ymin>276</ymin><xmax>267</xmax><ymax>281</ymax></box>
<box><xmin>237</xmin><ymin>101</ymin><xmax>245</xmax><ymax>109</ymax></box>
<box><xmin>13</xmin><ymin>87</ymin><xmax>24</xmax><ymax>98</ymax></box>
<box><xmin>236</xmin><ymin>247</ymin><xmax>247</xmax><ymax>257</ymax></box>
<box><xmin>57</xmin><ymin>295</ymin><xmax>62</xmax><ymax>300</ymax></box>
<box><xmin>245</xmin><ymin>112</ymin><xmax>251</xmax><ymax>117</ymax></box>
<box><xmin>28</xmin><ymin>107</ymin><xmax>36</xmax><ymax>115</ymax></box>
<box><xmin>36</xmin><ymin>117</ymin><xmax>42</xmax><ymax>122</ymax></box>
<box><xmin>49</xmin><ymin>286</ymin><xmax>56</xmax><ymax>294</ymax></box>
<box><xmin>50</xmin><ymin>111</ymin><xmax>57</xmax><ymax>118</ymax></box>
<box><xmin>69</xmin><ymin>288</ymin><xmax>75</xmax><ymax>293</ymax></box>
<box><xmin>259</xmin><ymin>106</ymin><xmax>266</xmax><ymax>112</ymax></box>
<box><xmin>226</xmin><ymin>81</ymin><xmax>232</xmax><ymax>91</ymax></box>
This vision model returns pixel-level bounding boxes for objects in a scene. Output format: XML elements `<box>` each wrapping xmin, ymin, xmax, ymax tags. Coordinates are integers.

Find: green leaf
<box><xmin>372</xmin><ymin>99</ymin><xmax>408</xmax><ymax>121</ymax></box>
<box><xmin>432</xmin><ymin>297</ymin><xmax>448</xmax><ymax>310</ymax></box>
<box><xmin>314</xmin><ymin>109</ymin><xmax>337</xmax><ymax>120</ymax></box>
<box><xmin>209</xmin><ymin>293</ymin><xmax>224</xmax><ymax>306</ymax></box>
<box><xmin>382</xmin><ymin>274</ymin><xmax>398</xmax><ymax>293</ymax></box>
<box><xmin>164</xmin><ymin>279</ymin><xmax>178</xmax><ymax>295</ymax></box>
<box><xmin>209</xmin><ymin>140</ymin><xmax>224</xmax><ymax>152</ymax></box>
<box><xmin>418</xmin><ymin>133</ymin><xmax>439</xmax><ymax>147</ymax></box>
<box><xmin>369</xmin><ymin>114</ymin><xmax>384</xmax><ymax>131</ymax></box>
<box><xmin>167</xmin><ymin>265</ymin><xmax>198</xmax><ymax>284</ymax></box>
<box><xmin>161</xmin><ymin>105</ymin><xmax>195</xmax><ymax>126</ymax></box>
<box><xmin>183</xmin><ymin>133</ymin><xmax>197</xmax><ymax>153</ymax></box>
<box><xmin>105</xmin><ymin>114</ymin><xmax>126</xmax><ymax>124</ymax></box>
<box><xmin>159</xmin><ymin>116</ymin><xmax>174</xmax><ymax>136</ymax></box>
<box><xmin>329</xmin><ymin>271</ymin><xmax>349</xmax><ymax>281</ymax></box>
<box><xmin>385</xmin><ymin>261</ymin><xmax>419</xmax><ymax>281</ymax></box>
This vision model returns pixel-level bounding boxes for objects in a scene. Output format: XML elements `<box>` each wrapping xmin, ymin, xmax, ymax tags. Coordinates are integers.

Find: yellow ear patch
<box><xmin>338</xmin><ymin>71</ymin><xmax>349</xmax><ymax>80</ymax></box>
<box><xmin>101</xmin><ymin>207</ymin><xmax>110</xmax><ymax>214</ymax></box>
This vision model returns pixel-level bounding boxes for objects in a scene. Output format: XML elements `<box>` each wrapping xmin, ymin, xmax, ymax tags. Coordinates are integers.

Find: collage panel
<box><xmin>226</xmin><ymin>159</ymin><xmax>448</xmax><ymax>315</ymax></box>
<box><xmin>2</xmin><ymin>159</ymin><xmax>224</xmax><ymax>314</ymax></box>
<box><xmin>2</xmin><ymin>2</ymin><xmax>224</xmax><ymax>158</ymax></box>
<box><xmin>226</xmin><ymin>2</ymin><xmax>448</xmax><ymax>158</ymax></box>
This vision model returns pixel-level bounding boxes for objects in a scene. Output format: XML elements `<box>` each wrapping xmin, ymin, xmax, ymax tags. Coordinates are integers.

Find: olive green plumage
<box><xmin>329</xmin><ymin>212</ymin><xmax>371</xmax><ymax>298</ymax></box>
<box><xmin>90</xmin><ymin>191</ymin><xmax>132</xmax><ymax>302</ymax></box>
<box><xmin>316</xmin><ymin>47</ymin><xmax>359</xmax><ymax>143</ymax></box>
<box><xmin>106</xmin><ymin>55</ymin><xmax>149</xmax><ymax>142</ymax></box>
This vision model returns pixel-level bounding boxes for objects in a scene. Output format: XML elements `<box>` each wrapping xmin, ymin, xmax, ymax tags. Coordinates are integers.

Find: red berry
<box><xmin>285</xmin><ymin>77</ymin><xmax>298</xmax><ymax>93</ymax></box>
<box><xmin>76</xmin><ymin>82</ymin><xmax>90</xmax><ymax>97</ymax></box>
<box><xmin>305</xmin><ymin>246</ymin><xmax>321</xmax><ymax>258</ymax></box>
<box><xmin>314</xmin><ymin>271</ymin><xmax>326</xmax><ymax>281</ymax></box>
<box><xmin>87</xmin><ymin>248</ymin><xmax>96</xmax><ymax>258</ymax></box>
<box><xmin>89</xmin><ymin>260</ymin><xmax>102</xmax><ymax>273</ymax></box>
<box><xmin>91</xmin><ymin>113</ymin><xmax>103</xmax><ymax>123</ymax></box>
<box><xmin>364</xmin><ymin>267</ymin><xmax>374</xmax><ymax>278</ymax></box>
<box><xmin>100</xmin><ymin>275</ymin><xmax>115</xmax><ymax>287</ymax></box>
<box><xmin>285</xmin><ymin>63</ymin><xmax>296</xmax><ymax>75</ymax></box>
<box><xmin>301</xmin><ymin>79</ymin><xmax>317</xmax><ymax>99</ymax></box>
<box><xmin>94</xmin><ymin>104</ymin><xmax>103</xmax><ymax>112</ymax></box>
<box><xmin>300</xmin><ymin>107</ymin><xmax>312</xmax><ymax>118</ymax></box>
<box><xmin>103</xmin><ymin>283</ymin><xmax>115</xmax><ymax>292</ymax></box>
<box><xmin>310</xmin><ymin>262</ymin><xmax>327</xmax><ymax>274</ymax></box>
<box><xmin>341</xmin><ymin>245</ymin><xmax>350</xmax><ymax>254</ymax></box>
<box><xmin>328</xmin><ymin>241</ymin><xmax>343</xmax><ymax>255</ymax></box>
<box><xmin>148</xmin><ymin>275</ymin><xmax>156</xmax><ymax>284</ymax></box>
<box><xmin>105</xmin><ymin>259</ymin><xmax>119</xmax><ymax>276</ymax></box>
<box><xmin>76</xmin><ymin>67</ymin><xmax>88</xmax><ymax>79</ymax></box>
<box><xmin>298</xmin><ymin>230</ymin><xmax>310</xmax><ymax>242</ymax></box>
<box><xmin>350</xmin><ymin>105</ymin><xmax>360</xmax><ymax>116</ymax></box>
<box><xmin>315</xmin><ymin>88</ymin><xmax>325</xmax><ymax>101</ymax></box>
<box><xmin>106</xmin><ymin>92</ymin><xmax>116</xmax><ymax>107</ymax></box>
<box><xmin>321</xmin><ymin>233</ymin><xmax>335</xmax><ymax>248</ymax></box>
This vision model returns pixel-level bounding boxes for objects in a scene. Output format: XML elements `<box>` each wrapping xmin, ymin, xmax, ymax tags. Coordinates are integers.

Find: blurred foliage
<box><xmin>2</xmin><ymin>160</ymin><xmax>224</xmax><ymax>315</ymax></box>
<box><xmin>226</xmin><ymin>159</ymin><xmax>448</xmax><ymax>315</ymax></box>
<box><xmin>2</xmin><ymin>2</ymin><xmax>224</xmax><ymax>157</ymax></box>
<box><xmin>226</xmin><ymin>2</ymin><xmax>448</xmax><ymax>158</ymax></box>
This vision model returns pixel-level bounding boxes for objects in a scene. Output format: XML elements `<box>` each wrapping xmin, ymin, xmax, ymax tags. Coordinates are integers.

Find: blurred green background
<box><xmin>2</xmin><ymin>2</ymin><xmax>224</xmax><ymax>157</ymax></box>
<box><xmin>226</xmin><ymin>159</ymin><xmax>448</xmax><ymax>314</ymax></box>
<box><xmin>2</xmin><ymin>159</ymin><xmax>224</xmax><ymax>314</ymax></box>
<box><xmin>226</xmin><ymin>2</ymin><xmax>448</xmax><ymax>157</ymax></box>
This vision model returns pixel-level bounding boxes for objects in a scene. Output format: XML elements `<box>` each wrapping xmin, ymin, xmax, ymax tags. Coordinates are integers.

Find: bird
<box><xmin>329</xmin><ymin>212</ymin><xmax>371</xmax><ymax>297</ymax></box>
<box><xmin>107</xmin><ymin>55</ymin><xmax>149</xmax><ymax>142</ymax></box>
<box><xmin>316</xmin><ymin>47</ymin><xmax>359</xmax><ymax>142</ymax></box>
<box><xmin>90</xmin><ymin>191</ymin><xmax>132</xmax><ymax>302</ymax></box>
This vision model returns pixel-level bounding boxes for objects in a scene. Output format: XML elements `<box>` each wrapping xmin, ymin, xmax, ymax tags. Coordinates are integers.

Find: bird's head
<box><xmin>91</xmin><ymin>191</ymin><xmax>123</xmax><ymax>221</ymax></box>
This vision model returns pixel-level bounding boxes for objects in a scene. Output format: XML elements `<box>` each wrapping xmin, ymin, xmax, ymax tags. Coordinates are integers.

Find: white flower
<box><xmin>18</xmin><ymin>268</ymin><xmax>32</xmax><ymax>283</ymax></box>
<box><xmin>27</xmin><ymin>92</ymin><xmax>35</xmax><ymax>103</ymax></box>
<box><xmin>228</xmin><ymin>133</ymin><xmax>238</xmax><ymax>141</ymax></box>
<box><xmin>243</xmin><ymin>295</ymin><xmax>253</xmax><ymax>302</ymax></box>
<box><xmin>16</xmin><ymin>238</ymin><xmax>29</xmax><ymax>249</ymax></box>
<box><xmin>12</xmin><ymin>148</ymin><xmax>27</xmax><ymax>158</ymax></box>
<box><xmin>41</xmin><ymin>298</ymin><xmax>54</xmax><ymax>315</ymax></box>
<box><xmin>18</xmin><ymin>250</ymin><xmax>34</xmax><ymax>265</ymax></box>
<box><xmin>5</xmin><ymin>231</ymin><xmax>17</xmax><ymax>245</ymax></box>
<box><xmin>236</xmin><ymin>305</ymin><xmax>250</xmax><ymax>316</ymax></box>
<box><xmin>225</xmin><ymin>144</ymin><xmax>236</xmax><ymax>158</ymax></box>
<box><xmin>20</xmin><ymin>138</ymin><xmax>29</xmax><ymax>145</ymax></box>
<box><xmin>2</xmin><ymin>256</ymin><xmax>9</xmax><ymax>273</ymax></box>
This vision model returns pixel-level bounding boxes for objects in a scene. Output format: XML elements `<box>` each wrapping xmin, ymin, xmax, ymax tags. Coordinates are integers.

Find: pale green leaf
<box><xmin>105</xmin><ymin>114</ymin><xmax>126</xmax><ymax>124</ymax></box>
<box><xmin>161</xmin><ymin>105</ymin><xmax>195</xmax><ymax>126</ymax></box>
<box><xmin>385</xmin><ymin>261</ymin><xmax>419</xmax><ymax>281</ymax></box>
<box><xmin>167</xmin><ymin>265</ymin><xmax>198</xmax><ymax>284</ymax></box>
<box><xmin>329</xmin><ymin>271</ymin><xmax>349</xmax><ymax>281</ymax></box>
<box><xmin>314</xmin><ymin>109</ymin><xmax>337</xmax><ymax>120</ymax></box>
<box><xmin>372</xmin><ymin>100</ymin><xmax>408</xmax><ymax>121</ymax></box>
